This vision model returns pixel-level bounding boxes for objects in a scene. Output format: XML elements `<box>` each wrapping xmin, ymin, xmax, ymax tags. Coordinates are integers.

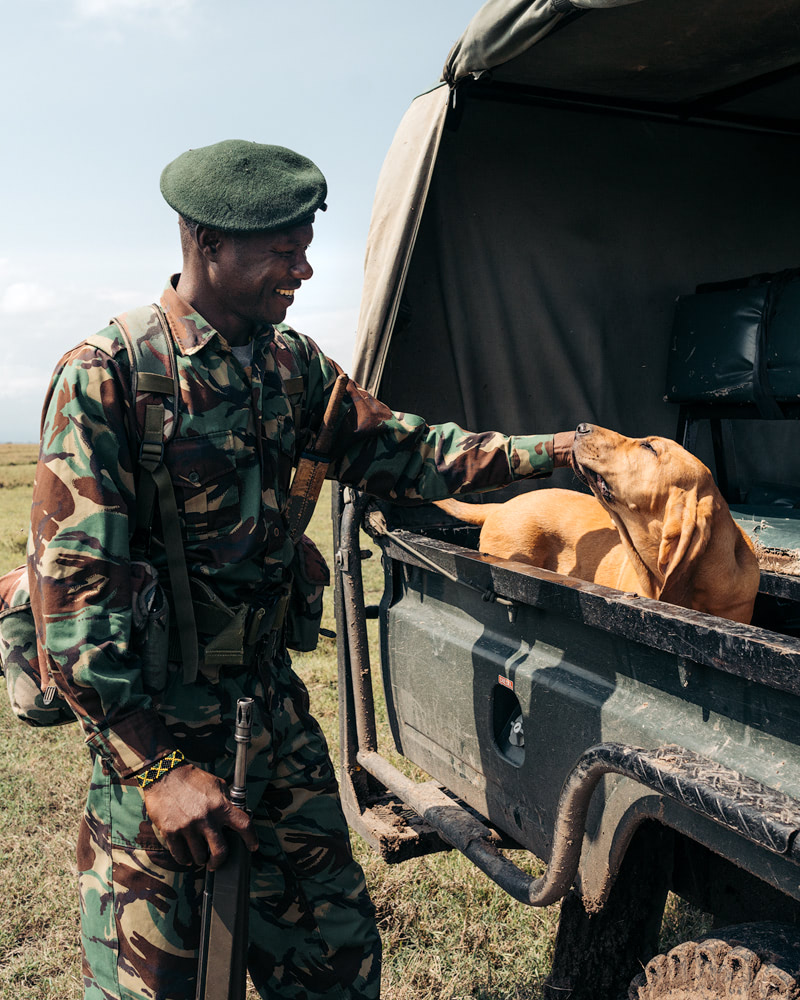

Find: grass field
<box><xmin>0</xmin><ymin>445</ymin><xmax>706</xmax><ymax>999</ymax></box>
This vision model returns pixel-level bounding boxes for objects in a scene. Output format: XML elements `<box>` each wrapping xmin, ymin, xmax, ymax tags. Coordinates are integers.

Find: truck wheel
<box><xmin>628</xmin><ymin>922</ymin><xmax>800</xmax><ymax>999</ymax></box>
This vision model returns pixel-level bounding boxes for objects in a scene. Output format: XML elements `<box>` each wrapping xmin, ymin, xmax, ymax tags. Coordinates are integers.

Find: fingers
<box><xmin>552</xmin><ymin>430</ymin><xmax>577</xmax><ymax>468</ymax></box>
<box><xmin>143</xmin><ymin>763</ymin><xmax>259</xmax><ymax>866</ymax></box>
<box><xmin>224</xmin><ymin>803</ymin><xmax>259</xmax><ymax>853</ymax></box>
<box><xmin>183</xmin><ymin>827</ymin><xmax>216</xmax><ymax>867</ymax></box>
<box><xmin>164</xmin><ymin>807</ymin><xmax>256</xmax><ymax>870</ymax></box>
<box><xmin>163</xmin><ymin>822</ymin><xmax>231</xmax><ymax>869</ymax></box>
<box><xmin>180</xmin><ymin>810</ymin><xmax>256</xmax><ymax>871</ymax></box>
<box><xmin>203</xmin><ymin>826</ymin><xmax>230</xmax><ymax>871</ymax></box>
<box><xmin>189</xmin><ymin>808</ymin><xmax>256</xmax><ymax>870</ymax></box>
<box><xmin>163</xmin><ymin>832</ymin><xmax>194</xmax><ymax>868</ymax></box>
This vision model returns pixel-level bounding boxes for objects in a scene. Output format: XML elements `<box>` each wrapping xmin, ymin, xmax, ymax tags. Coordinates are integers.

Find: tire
<box><xmin>628</xmin><ymin>922</ymin><xmax>800</xmax><ymax>999</ymax></box>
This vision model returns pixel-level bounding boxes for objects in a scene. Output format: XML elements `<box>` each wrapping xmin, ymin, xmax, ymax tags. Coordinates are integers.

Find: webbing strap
<box><xmin>111</xmin><ymin>305</ymin><xmax>199</xmax><ymax>684</ymax></box>
<box><xmin>135</xmin><ymin>404</ymin><xmax>163</xmax><ymax>540</ymax></box>
<box><xmin>138</xmin><ymin>372</ymin><xmax>175</xmax><ymax>395</ymax></box>
<box><xmin>151</xmin><ymin>460</ymin><xmax>199</xmax><ymax>683</ymax></box>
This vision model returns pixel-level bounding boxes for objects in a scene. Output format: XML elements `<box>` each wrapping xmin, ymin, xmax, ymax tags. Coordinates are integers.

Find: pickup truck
<box><xmin>333</xmin><ymin>2</ymin><xmax>800</xmax><ymax>998</ymax></box>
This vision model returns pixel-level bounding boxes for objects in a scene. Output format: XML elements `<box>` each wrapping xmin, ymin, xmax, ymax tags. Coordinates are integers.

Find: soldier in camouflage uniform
<box><xmin>29</xmin><ymin>140</ymin><xmax>575</xmax><ymax>1000</ymax></box>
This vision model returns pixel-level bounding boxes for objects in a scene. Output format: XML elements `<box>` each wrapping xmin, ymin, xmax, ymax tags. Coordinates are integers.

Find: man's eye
<box><xmin>640</xmin><ymin>440</ymin><xmax>658</xmax><ymax>455</ymax></box>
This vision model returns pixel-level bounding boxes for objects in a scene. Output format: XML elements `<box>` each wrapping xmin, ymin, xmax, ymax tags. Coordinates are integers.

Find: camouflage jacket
<box><xmin>29</xmin><ymin>278</ymin><xmax>556</xmax><ymax>777</ymax></box>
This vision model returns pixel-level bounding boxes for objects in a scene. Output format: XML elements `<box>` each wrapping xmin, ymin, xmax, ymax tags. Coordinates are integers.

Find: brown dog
<box><xmin>435</xmin><ymin>423</ymin><xmax>761</xmax><ymax>624</ymax></box>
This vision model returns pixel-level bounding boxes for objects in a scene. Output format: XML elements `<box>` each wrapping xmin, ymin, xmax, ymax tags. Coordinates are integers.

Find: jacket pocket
<box><xmin>166</xmin><ymin>430</ymin><xmax>241</xmax><ymax>540</ymax></box>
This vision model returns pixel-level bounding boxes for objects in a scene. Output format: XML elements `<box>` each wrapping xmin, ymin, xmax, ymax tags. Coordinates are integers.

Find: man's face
<box><xmin>210</xmin><ymin>223</ymin><xmax>314</xmax><ymax>328</ymax></box>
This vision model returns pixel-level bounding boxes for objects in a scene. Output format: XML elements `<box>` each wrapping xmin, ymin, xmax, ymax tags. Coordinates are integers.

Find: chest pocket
<box><xmin>166</xmin><ymin>430</ymin><xmax>240</xmax><ymax>540</ymax></box>
<box><xmin>265</xmin><ymin>374</ymin><xmax>306</xmax><ymax>506</ymax></box>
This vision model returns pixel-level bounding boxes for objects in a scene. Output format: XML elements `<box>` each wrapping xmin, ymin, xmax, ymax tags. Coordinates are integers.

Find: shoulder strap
<box><xmin>107</xmin><ymin>305</ymin><xmax>199</xmax><ymax>685</ymax></box>
<box><xmin>283</xmin><ymin>374</ymin><xmax>349</xmax><ymax>544</ymax></box>
<box><xmin>273</xmin><ymin>329</ymin><xmax>351</xmax><ymax>544</ymax></box>
<box><xmin>107</xmin><ymin>306</ymin><xmax>179</xmax><ymax>532</ymax></box>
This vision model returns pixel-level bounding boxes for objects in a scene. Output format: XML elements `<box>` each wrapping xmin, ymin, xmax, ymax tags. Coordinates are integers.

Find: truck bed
<box><xmin>367</xmin><ymin>504</ymin><xmax>800</xmax><ymax>909</ymax></box>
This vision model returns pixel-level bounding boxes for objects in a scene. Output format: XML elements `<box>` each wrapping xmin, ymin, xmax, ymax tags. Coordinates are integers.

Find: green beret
<box><xmin>160</xmin><ymin>139</ymin><xmax>327</xmax><ymax>232</ymax></box>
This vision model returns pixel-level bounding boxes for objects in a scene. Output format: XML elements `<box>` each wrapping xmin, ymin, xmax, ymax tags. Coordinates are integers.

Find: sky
<box><xmin>1</xmin><ymin>0</ymin><xmax>482</xmax><ymax>442</ymax></box>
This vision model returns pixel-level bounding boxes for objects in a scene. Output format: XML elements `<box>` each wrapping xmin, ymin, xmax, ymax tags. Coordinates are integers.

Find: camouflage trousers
<box><xmin>78</xmin><ymin>648</ymin><xmax>381</xmax><ymax>1000</ymax></box>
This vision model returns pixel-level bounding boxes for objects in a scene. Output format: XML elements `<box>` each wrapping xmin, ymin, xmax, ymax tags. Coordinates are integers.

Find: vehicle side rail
<box><xmin>355</xmin><ymin>743</ymin><xmax>800</xmax><ymax>907</ymax></box>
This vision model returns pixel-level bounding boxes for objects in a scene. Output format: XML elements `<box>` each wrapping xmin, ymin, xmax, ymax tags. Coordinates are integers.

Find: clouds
<box><xmin>0</xmin><ymin>257</ymin><xmax>163</xmax><ymax>438</ymax></box>
<box><xmin>0</xmin><ymin>259</ymin><xmax>56</xmax><ymax>317</ymax></box>
<box><xmin>4</xmin><ymin>1</ymin><xmax>480</xmax><ymax>441</ymax></box>
<box><xmin>1</xmin><ymin>283</ymin><xmax>56</xmax><ymax>315</ymax></box>
<box><xmin>70</xmin><ymin>0</ymin><xmax>199</xmax><ymax>41</ymax></box>
<box><xmin>74</xmin><ymin>0</ymin><xmax>195</xmax><ymax>19</ymax></box>
<box><xmin>0</xmin><ymin>240</ymin><xmax>361</xmax><ymax>440</ymax></box>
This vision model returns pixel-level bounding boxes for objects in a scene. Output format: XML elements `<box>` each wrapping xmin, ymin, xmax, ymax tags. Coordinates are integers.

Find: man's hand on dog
<box><xmin>551</xmin><ymin>431</ymin><xmax>576</xmax><ymax>468</ymax></box>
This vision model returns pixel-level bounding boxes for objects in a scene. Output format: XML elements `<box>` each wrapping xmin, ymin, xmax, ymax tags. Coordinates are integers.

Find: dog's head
<box><xmin>570</xmin><ymin>423</ymin><xmax>720</xmax><ymax>601</ymax></box>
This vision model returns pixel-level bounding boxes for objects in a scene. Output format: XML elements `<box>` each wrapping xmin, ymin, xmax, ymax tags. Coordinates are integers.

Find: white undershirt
<box><xmin>230</xmin><ymin>343</ymin><xmax>253</xmax><ymax>368</ymax></box>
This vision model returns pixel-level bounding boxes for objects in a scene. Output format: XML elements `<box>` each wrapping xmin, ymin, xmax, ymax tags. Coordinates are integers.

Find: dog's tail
<box><xmin>433</xmin><ymin>498</ymin><xmax>489</xmax><ymax>526</ymax></box>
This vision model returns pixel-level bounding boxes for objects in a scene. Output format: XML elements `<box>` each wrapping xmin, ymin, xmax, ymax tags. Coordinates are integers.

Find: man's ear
<box><xmin>196</xmin><ymin>225</ymin><xmax>223</xmax><ymax>257</ymax></box>
<box><xmin>656</xmin><ymin>486</ymin><xmax>713</xmax><ymax>599</ymax></box>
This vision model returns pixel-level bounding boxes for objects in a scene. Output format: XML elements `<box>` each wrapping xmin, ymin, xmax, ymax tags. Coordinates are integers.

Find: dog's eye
<box><xmin>640</xmin><ymin>440</ymin><xmax>658</xmax><ymax>455</ymax></box>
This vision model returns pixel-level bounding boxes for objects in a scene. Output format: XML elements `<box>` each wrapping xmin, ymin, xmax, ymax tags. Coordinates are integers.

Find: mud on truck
<box><xmin>333</xmin><ymin>2</ymin><xmax>800</xmax><ymax>997</ymax></box>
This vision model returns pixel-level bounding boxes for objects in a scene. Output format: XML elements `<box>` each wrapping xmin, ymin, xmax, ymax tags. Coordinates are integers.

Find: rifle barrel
<box><xmin>230</xmin><ymin>697</ymin><xmax>254</xmax><ymax>810</ymax></box>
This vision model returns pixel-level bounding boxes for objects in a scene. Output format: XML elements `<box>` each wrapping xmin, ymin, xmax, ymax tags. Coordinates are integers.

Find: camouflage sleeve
<box><xmin>294</xmin><ymin>334</ymin><xmax>554</xmax><ymax>501</ymax></box>
<box><xmin>28</xmin><ymin>343</ymin><xmax>175</xmax><ymax>777</ymax></box>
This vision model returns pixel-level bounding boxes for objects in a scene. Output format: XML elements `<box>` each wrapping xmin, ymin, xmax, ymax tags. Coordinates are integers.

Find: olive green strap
<box><xmin>139</xmin><ymin>417</ymin><xmax>199</xmax><ymax>684</ymax></box>
<box><xmin>111</xmin><ymin>306</ymin><xmax>199</xmax><ymax>684</ymax></box>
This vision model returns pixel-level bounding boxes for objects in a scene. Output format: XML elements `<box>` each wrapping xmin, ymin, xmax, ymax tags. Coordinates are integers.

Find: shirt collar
<box><xmin>160</xmin><ymin>275</ymin><xmax>275</xmax><ymax>356</ymax></box>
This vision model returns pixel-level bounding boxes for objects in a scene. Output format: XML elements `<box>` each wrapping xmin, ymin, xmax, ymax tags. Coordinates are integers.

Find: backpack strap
<box><xmin>96</xmin><ymin>305</ymin><xmax>200</xmax><ymax>685</ymax></box>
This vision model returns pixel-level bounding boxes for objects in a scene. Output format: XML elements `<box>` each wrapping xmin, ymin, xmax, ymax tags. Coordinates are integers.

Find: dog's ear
<box><xmin>656</xmin><ymin>487</ymin><xmax>714</xmax><ymax>601</ymax></box>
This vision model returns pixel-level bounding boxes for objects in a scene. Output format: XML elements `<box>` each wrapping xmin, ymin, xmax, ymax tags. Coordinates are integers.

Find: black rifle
<box><xmin>195</xmin><ymin>697</ymin><xmax>254</xmax><ymax>1000</ymax></box>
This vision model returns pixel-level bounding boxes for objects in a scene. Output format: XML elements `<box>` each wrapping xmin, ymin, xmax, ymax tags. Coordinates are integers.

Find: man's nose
<box><xmin>291</xmin><ymin>255</ymin><xmax>313</xmax><ymax>280</ymax></box>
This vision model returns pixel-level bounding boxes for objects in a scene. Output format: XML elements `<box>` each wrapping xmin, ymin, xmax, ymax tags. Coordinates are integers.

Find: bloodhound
<box><xmin>435</xmin><ymin>423</ymin><xmax>761</xmax><ymax>624</ymax></box>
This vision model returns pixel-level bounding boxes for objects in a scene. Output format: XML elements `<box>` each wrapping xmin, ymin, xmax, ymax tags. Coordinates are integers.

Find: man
<box><xmin>29</xmin><ymin>139</ymin><xmax>574</xmax><ymax>1000</ymax></box>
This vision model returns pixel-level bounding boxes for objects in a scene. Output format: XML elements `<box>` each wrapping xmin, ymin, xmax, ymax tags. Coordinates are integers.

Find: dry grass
<box><xmin>0</xmin><ymin>447</ymin><xmax>707</xmax><ymax>999</ymax></box>
<box><xmin>0</xmin><ymin>447</ymin><xmax>36</xmax><ymax>570</ymax></box>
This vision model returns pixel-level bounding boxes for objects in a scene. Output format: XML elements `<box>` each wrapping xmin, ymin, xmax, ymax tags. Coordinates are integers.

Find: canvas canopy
<box><xmin>353</xmin><ymin>0</ymin><xmax>800</xmax><ymax>493</ymax></box>
<box><xmin>443</xmin><ymin>0</ymin><xmax>800</xmax><ymax>105</ymax></box>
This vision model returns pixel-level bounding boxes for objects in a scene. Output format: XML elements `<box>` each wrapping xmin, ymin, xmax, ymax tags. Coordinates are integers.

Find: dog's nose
<box><xmin>576</xmin><ymin>423</ymin><xmax>592</xmax><ymax>436</ymax></box>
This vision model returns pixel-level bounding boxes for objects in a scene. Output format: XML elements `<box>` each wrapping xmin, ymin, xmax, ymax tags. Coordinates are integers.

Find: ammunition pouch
<box><xmin>177</xmin><ymin>579</ymin><xmax>290</xmax><ymax>679</ymax></box>
<box><xmin>178</xmin><ymin>536</ymin><xmax>331</xmax><ymax>674</ymax></box>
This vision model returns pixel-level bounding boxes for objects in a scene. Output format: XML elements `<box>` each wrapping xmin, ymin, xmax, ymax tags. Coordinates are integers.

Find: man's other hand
<box><xmin>143</xmin><ymin>764</ymin><xmax>258</xmax><ymax>869</ymax></box>
<box><xmin>552</xmin><ymin>431</ymin><xmax>576</xmax><ymax>468</ymax></box>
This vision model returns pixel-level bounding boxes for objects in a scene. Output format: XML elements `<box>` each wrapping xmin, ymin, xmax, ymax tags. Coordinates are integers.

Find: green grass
<box><xmin>0</xmin><ymin>447</ymin><xmax>708</xmax><ymax>999</ymax></box>
<box><xmin>0</xmin><ymin>445</ymin><xmax>37</xmax><ymax>571</ymax></box>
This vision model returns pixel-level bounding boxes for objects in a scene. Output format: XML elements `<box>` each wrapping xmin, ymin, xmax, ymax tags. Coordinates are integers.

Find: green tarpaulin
<box><xmin>353</xmin><ymin>0</ymin><xmax>800</xmax><ymax>521</ymax></box>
